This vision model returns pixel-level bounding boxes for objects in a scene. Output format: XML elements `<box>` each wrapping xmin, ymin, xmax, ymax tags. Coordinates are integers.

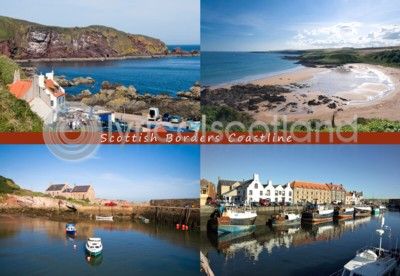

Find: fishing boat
<box><xmin>302</xmin><ymin>205</ymin><xmax>334</xmax><ymax>224</ymax></box>
<box><xmin>65</xmin><ymin>223</ymin><xmax>76</xmax><ymax>235</ymax></box>
<box><xmin>334</xmin><ymin>207</ymin><xmax>354</xmax><ymax>220</ymax></box>
<box><xmin>208</xmin><ymin>207</ymin><xmax>257</xmax><ymax>234</ymax></box>
<box><xmin>85</xmin><ymin>238</ymin><xmax>103</xmax><ymax>256</ymax></box>
<box><xmin>372</xmin><ymin>206</ymin><xmax>381</xmax><ymax>215</ymax></box>
<box><xmin>270</xmin><ymin>212</ymin><xmax>301</xmax><ymax>227</ymax></box>
<box><xmin>354</xmin><ymin>206</ymin><xmax>372</xmax><ymax>218</ymax></box>
<box><xmin>95</xmin><ymin>216</ymin><xmax>113</xmax><ymax>221</ymax></box>
<box><xmin>338</xmin><ymin>217</ymin><xmax>400</xmax><ymax>276</ymax></box>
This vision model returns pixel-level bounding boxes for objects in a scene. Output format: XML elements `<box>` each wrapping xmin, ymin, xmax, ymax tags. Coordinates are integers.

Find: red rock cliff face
<box><xmin>0</xmin><ymin>17</ymin><xmax>168</xmax><ymax>59</ymax></box>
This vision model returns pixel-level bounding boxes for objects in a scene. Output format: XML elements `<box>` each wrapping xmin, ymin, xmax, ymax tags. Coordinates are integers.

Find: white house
<box><xmin>38</xmin><ymin>71</ymin><xmax>66</xmax><ymax>111</ymax></box>
<box><xmin>224</xmin><ymin>174</ymin><xmax>293</xmax><ymax>205</ymax></box>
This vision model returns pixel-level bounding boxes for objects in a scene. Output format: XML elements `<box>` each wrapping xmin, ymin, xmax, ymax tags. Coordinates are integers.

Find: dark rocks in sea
<box><xmin>201</xmin><ymin>84</ymin><xmax>290</xmax><ymax>112</ymax></box>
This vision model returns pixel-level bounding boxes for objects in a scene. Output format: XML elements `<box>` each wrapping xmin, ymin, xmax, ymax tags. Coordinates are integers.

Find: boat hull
<box><xmin>66</xmin><ymin>230</ymin><xmax>76</xmax><ymax>235</ymax></box>
<box><xmin>302</xmin><ymin>211</ymin><xmax>333</xmax><ymax>224</ymax></box>
<box><xmin>334</xmin><ymin>209</ymin><xmax>354</xmax><ymax>220</ymax></box>
<box><xmin>208</xmin><ymin>215</ymin><xmax>257</xmax><ymax>234</ymax></box>
<box><xmin>86</xmin><ymin>248</ymin><xmax>102</xmax><ymax>256</ymax></box>
<box><xmin>354</xmin><ymin>209</ymin><xmax>371</xmax><ymax>217</ymax></box>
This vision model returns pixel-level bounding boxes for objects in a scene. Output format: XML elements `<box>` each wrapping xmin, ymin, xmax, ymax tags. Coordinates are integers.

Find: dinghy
<box><xmin>65</xmin><ymin>223</ymin><xmax>76</xmax><ymax>235</ymax></box>
<box><xmin>95</xmin><ymin>216</ymin><xmax>113</xmax><ymax>221</ymax></box>
<box><xmin>85</xmin><ymin>238</ymin><xmax>103</xmax><ymax>256</ymax></box>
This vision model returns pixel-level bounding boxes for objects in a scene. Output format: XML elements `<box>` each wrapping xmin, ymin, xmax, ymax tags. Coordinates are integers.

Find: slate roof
<box><xmin>71</xmin><ymin>185</ymin><xmax>91</xmax><ymax>193</ymax></box>
<box><xmin>46</xmin><ymin>184</ymin><xmax>66</xmax><ymax>192</ymax></box>
<box><xmin>218</xmin><ymin>180</ymin><xmax>240</xmax><ymax>186</ymax></box>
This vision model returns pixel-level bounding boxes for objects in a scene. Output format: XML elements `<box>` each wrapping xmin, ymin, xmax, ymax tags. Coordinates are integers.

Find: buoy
<box><xmin>181</xmin><ymin>224</ymin><xmax>186</xmax><ymax>231</ymax></box>
<box><xmin>176</xmin><ymin>224</ymin><xmax>180</xmax><ymax>230</ymax></box>
<box><xmin>73</xmin><ymin>244</ymin><xmax>77</xmax><ymax>250</ymax></box>
<box><xmin>87</xmin><ymin>256</ymin><xmax>91</xmax><ymax>261</ymax></box>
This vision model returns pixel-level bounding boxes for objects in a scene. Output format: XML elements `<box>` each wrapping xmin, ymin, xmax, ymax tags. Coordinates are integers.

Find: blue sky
<box><xmin>0</xmin><ymin>145</ymin><xmax>199</xmax><ymax>201</ymax></box>
<box><xmin>202</xmin><ymin>0</ymin><xmax>400</xmax><ymax>51</ymax></box>
<box><xmin>201</xmin><ymin>145</ymin><xmax>400</xmax><ymax>199</ymax></box>
<box><xmin>1</xmin><ymin>0</ymin><xmax>199</xmax><ymax>45</ymax></box>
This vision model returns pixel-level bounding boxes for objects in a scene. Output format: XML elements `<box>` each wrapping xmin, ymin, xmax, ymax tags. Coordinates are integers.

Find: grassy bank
<box><xmin>294</xmin><ymin>47</ymin><xmax>400</xmax><ymax>67</ymax></box>
<box><xmin>0</xmin><ymin>55</ymin><xmax>43</xmax><ymax>132</ymax></box>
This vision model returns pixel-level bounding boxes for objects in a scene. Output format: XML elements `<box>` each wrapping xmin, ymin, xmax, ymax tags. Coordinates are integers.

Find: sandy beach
<box><xmin>246</xmin><ymin>63</ymin><xmax>400</xmax><ymax>124</ymax></box>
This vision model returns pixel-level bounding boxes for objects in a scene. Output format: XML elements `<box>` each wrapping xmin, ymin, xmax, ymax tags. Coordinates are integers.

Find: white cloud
<box><xmin>290</xmin><ymin>22</ymin><xmax>400</xmax><ymax>49</ymax></box>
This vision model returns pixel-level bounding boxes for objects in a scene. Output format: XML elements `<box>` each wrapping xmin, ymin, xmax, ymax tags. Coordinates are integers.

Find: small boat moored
<box><xmin>270</xmin><ymin>212</ymin><xmax>301</xmax><ymax>227</ymax></box>
<box><xmin>354</xmin><ymin>206</ymin><xmax>372</xmax><ymax>218</ymax></box>
<box><xmin>302</xmin><ymin>204</ymin><xmax>334</xmax><ymax>224</ymax></box>
<box><xmin>208</xmin><ymin>205</ymin><xmax>257</xmax><ymax>234</ymax></box>
<box><xmin>95</xmin><ymin>216</ymin><xmax>113</xmax><ymax>221</ymax></box>
<box><xmin>86</xmin><ymin>237</ymin><xmax>103</xmax><ymax>256</ymax></box>
<box><xmin>65</xmin><ymin>223</ymin><xmax>76</xmax><ymax>235</ymax></box>
<box><xmin>334</xmin><ymin>207</ymin><xmax>354</xmax><ymax>220</ymax></box>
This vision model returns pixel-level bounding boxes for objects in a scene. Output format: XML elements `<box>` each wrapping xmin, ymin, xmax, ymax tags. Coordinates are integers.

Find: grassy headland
<box><xmin>0</xmin><ymin>55</ymin><xmax>43</xmax><ymax>131</ymax></box>
<box><xmin>0</xmin><ymin>15</ymin><xmax>169</xmax><ymax>59</ymax></box>
<box><xmin>283</xmin><ymin>46</ymin><xmax>400</xmax><ymax>68</ymax></box>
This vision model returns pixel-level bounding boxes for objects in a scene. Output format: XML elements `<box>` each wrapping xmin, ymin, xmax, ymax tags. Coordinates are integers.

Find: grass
<box><xmin>0</xmin><ymin>175</ymin><xmax>20</xmax><ymax>193</ymax></box>
<box><xmin>0</xmin><ymin>55</ymin><xmax>43</xmax><ymax>131</ymax></box>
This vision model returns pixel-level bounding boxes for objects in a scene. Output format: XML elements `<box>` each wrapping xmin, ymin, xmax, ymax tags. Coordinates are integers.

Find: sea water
<box><xmin>201</xmin><ymin>51</ymin><xmax>301</xmax><ymax>86</ymax></box>
<box><xmin>29</xmin><ymin>46</ymin><xmax>200</xmax><ymax>96</ymax></box>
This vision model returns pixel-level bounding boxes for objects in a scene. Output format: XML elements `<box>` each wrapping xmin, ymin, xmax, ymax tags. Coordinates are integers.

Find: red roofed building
<box><xmin>7</xmin><ymin>80</ymin><xmax>33</xmax><ymax>100</ymax></box>
<box><xmin>326</xmin><ymin>183</ymin><xmax>346</xmax><ymax>204</ymax></box>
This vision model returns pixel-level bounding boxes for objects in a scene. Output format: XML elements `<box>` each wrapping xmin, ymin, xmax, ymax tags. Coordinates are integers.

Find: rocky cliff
<box><xmin>0</xmin><ymin>16</ymin><xmax>168</xmax><ymax>59</ymax></box>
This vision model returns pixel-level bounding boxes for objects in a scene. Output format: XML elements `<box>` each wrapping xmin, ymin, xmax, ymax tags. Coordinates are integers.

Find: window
<box><xmin>266</xmin><ymin>190</ymin><xmax>270</xmax><ymax>196</ymax></box>
<box><xmin>275</xmin><ymin>191</ymin><xmax>278</xmax><ymax>196</ymax></box>
<box><xmin>249</xmin><ymin>190</ymin><xmax>253</xmax><ymax>195</ymax></box>
<box><xmin>289</xmin><ymin>191</ymin><xmax>292</xmax><ymax>196</ymax></box>
<box><xmin>255</xmin><ymin>183</ymin><xmax>258</xmax><ymax>189</ymax></box>
<box><xmin>201</xmin><ymin>189</ymin><xmax>207</xmax><ymax>194</ymax></box>
<box><xmin>278</xmin><ymin>191</ymin><xmax>282</xmax><ymax>195</ymax></box>
<box><xmin>260</xmin><ymin>191</ymin><xmax>263</xmax><ymax>196</ymax></box>
<box><xmin>50</xmin><ymin>100</ymin><xmax>54</xmax><ymax>107</ymax></box>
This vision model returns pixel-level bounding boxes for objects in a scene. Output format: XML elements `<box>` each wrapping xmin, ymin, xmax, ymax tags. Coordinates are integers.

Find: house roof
<box><xmin>326</xmin><ymin>183</ymin><xmax>346</xmax><ymax>191</ymax></box>
<box><xmin>218</xmin><ymin>180</ymin><xmax>240</xmax><ymax>186</ymax></box>
<box><xmin>291</xmin><ymin>181</ymin><xmax>330</xmax><ymax>190</ymax></box>
<box><xmin>45</xmin><ymin>79</ymin><xmax>65</xmax><ymax>98</ymax></box>
<box><xmin>7</xmin><ymin>80</ymin><xmax>32</xmax><ymax>99</ymax></box>
<box><xmin>71</xmin><ymin>185</ymin><xmax>91</xmax><ymax>193</ymax></box>
<box><xmin>46</xmin><ymin>184</ymin><xmax>67</xmax><ymax>192</ymax></box>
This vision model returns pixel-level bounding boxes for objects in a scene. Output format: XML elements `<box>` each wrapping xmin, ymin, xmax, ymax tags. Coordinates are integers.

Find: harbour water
<box><xmin>0</xmin><ymin>215</ymin><xmax>200</xmax><ymax>275</ymax></box>
<box><xmin>201</xmin><ymin>52</ymin><xmax>301</xmax><ymax>86</ymax></box>
<box><xmin>29</xmin><ymin>45</ymin><xmax>200</xmax><ymax>96</ymax></box>
<box><xmin>201</xmin><ymin>211</ymin><xmax>400</xmax><ymax>276</ymax></box>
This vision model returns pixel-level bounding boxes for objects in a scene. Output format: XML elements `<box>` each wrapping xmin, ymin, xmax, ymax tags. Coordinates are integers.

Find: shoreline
<box><xmin>15</xmin><ymin>53</ymin><xmax>200</xmax><ymax>63</ymax></box>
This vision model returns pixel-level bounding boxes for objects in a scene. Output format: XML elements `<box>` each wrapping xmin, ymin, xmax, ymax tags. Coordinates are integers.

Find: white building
<box><xmin>221</xmin><ymin>174</ymin><xmax>293</xmax><ymax>205</ymax></box>
<box><xmin>38</xmin><ymin>71</ymin><xmax>66</xmax><ymax>111</ymax></box>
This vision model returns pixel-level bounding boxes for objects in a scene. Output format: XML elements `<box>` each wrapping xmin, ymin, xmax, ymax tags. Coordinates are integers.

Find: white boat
<box><xmin>354</xmin><ymin>206</ymin><xmax>372</xmax><ymax>217</ymax></box>
<box><xmin>95</xmin><ymin>216</ymin><xmax>113</xmax><ymax>221</ymax></box>
<box><xmin>210</xmin><ymin>208</ymin><xmax>257</xmax><ymax>234</ymax></box>
<box><xmin>340</xmin><ymin>217</ymin><xmax>400</xmax><ymax>276</ymax></box>
<box><xmin>85</xmin><ymin>237</ymin><xmax>103</xmax><ymax>256</ymax></box>
<box><xmin>270</xmin><ymin>212</ymin><xmax>301</xmax><ymax>227</ymax></box>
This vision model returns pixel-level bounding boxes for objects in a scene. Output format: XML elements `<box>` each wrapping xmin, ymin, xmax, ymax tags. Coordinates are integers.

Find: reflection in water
<box><xmin>208</xmin><ymin>216</ymin><xmax>373</xmax><ymax>262</ymax></box>
<box><xmin>0</xmin><ymin>215</ymin><xmax>199</xmax><ymax>275</ymax></box>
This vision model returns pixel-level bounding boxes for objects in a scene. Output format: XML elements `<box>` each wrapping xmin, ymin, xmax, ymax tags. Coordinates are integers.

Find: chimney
<box><xmin>13</xmin><ymin>70</ymin><xmax>20</xmax><ymax>83</ymax></box>
<box><xmin>253</xmin><ymin>173</ymin><xmax>260</xmax><ymax>182</ymax></box>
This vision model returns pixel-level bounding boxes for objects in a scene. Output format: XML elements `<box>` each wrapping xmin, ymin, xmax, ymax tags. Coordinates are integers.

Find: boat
<box><xmin>372</xmin><ymin>206</ymin><xmax>381</xmax><ymax>215</ymax></box>
<box><xmin>354</xmin><ymin>206</ymin><xmax>372</xmax><ymax>218</ymax></box>
<box><xmin>379</xmin><ymin>205</ymin><xmax>387</xmax><ymax>211</ymax></box>
<box><xmin>270</xmin><ymin>212</ymin><xmax>301</xmax><ymax>227</ymax></box>
<box><xmin>95</xmin><ymin>216</ymin><xmax>113</xmax><ymax>221</ymax></box>
<box><xmin>338</xmin><ymin>217</ymin><xmax>400</xmax><ymax>276</ymax></box>
<box><xmin>138</xmin><ymin>216</ymin><xmax>150</xmax><ymax>224</ymax></box>
<box><xmin>208</xmin><ymin>207</ymin><xmax>257</xmax><ymax>234</ymax></box>
<box><xmin>85</xmin><ymin>238</ymin><xmax>103</xmax><ymax>256</ymax></box>
<box><xmin>334</xmin><ymin>207</ymin><xmax>354</xmax><ymax>220</ymax></box>
<box><xmin>65</xmin><ymin>223</ymin><xmax>77</xmax><ymax>235</ymax></box>
<box><xmin>302</xmin><ymin>205</ymin><xmax>334</xmax><ymax>224</ymax></box>
<box><xmin>66</xmin><ymin>203</ymin><xmax>77</xmax><ymax>212</ymax></box>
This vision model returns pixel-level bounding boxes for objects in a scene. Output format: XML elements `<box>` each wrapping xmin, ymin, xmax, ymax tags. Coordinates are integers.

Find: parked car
<box><xmin>162</xmin><ymin>113</ymin><xmax>171</xmax><ymax>122</ymax></box>
<box><xmin>251</xmin><ymin>202</ymin><xmax>260</xmax><ymax>207</ymax></box>
<box><xmin>259</xmin><ymin>198</ymin><xmax>270</xmax><ymax>206</ymax></box>
<box><xmin>170</xmin><ymin>115</ymin><xmax>182</xmax><ymax>124</ymax></box>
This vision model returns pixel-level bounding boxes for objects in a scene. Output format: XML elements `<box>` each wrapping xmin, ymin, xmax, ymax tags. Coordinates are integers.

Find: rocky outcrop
<box><xmin>68</xmin><ymin>83</ymin><xmax>200</xmax><ymax>120</ymax></box>
<box><xmin>0</xmin><ymin>16</ymin><xmax>168</xmax><ymax>59</ymax></box>
<box><xmin>55</xmin><ymin>76</ymin><xmax>95</xmax><ymax>87</ymax></box>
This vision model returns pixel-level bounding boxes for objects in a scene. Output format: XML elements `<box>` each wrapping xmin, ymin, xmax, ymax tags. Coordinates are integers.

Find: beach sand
<box><xmin>246</xmin><ymin>63</ymin><xmax>400</xmax><ymax>124</ymax></box>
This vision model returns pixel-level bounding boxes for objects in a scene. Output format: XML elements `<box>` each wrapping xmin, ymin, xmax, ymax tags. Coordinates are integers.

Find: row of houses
<box><xmin>8</xmin><ymin>70</ymin><xmax>66</xmax><ymax>124</ymax></box>
<box><xmin>45</xmin><ymin>183</ymin><xmax>95</xmax><ymax>202</ymax></box>
<box><xmin>213</xmin><ymin>174</ymin><xmax>363</xmax><ymax>205</ymax></box>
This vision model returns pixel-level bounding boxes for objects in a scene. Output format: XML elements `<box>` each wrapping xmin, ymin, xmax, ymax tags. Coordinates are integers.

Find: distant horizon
<box><xmin>202</xmin><ymin>0</ymin><xmax>400</xmax><ymax>51</ymax></box>
<box><xmin>1</xmin><ymin>0</ymin><xmax>200</xmax><ymax>45</ymax></box>
<box><xmin>201</xmin><ymin>145</ymin><xmax>400</xmax><ymax>199</ymax></box>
